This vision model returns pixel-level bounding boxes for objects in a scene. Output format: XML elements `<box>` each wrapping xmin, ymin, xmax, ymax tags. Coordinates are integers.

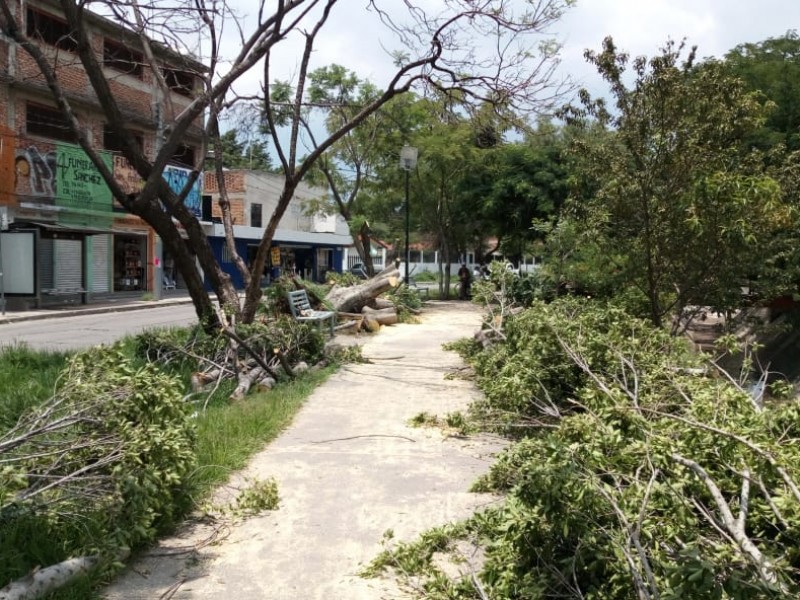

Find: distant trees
<box><xmin>218</xmin><ymin>130</ymin><xmax>273</xmax><ymax>171</ymax></box>
<box><xmin>724</xmin><ymin>30</ymin><xmax>800</xmax><ymax>152</ymax></box>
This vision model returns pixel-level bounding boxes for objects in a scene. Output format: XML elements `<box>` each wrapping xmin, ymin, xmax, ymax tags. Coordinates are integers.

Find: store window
<box><xmin>171</xmin><ymin>144</ymin><xmax>196</xmax><ymax>168</ymax></box>
<box><xmin>104</xmin><ymin>40</ymin><xmax>144</xmax><ymax>78</ymax></box>
<box><xmin>103</xmin><ymin>126</ymin><xmax>143</xmax><ymax>152</ymax></box>
<box><xmin>163</xmin><ymin>67</ymin><xmax>196</xmax><ymax>97</ymax></box>
<box><xmin>114</xmin><ymin>235</ymin><xmax>146</xmax><ymax>291</ymax></box>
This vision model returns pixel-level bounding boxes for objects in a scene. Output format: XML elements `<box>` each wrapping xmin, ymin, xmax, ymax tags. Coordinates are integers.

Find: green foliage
<box><xmin>218</xmin><ymin>129</ymin><xmax>273</xmax><ymax>171</ymax></box>
<box><xmin>385</xmin><ymin>284</ymin><xmax>423</xmax><ymax>318</ymax></box>
<box><xmin>414</xmin><ymin>271</ymin><xmax>437</xmax><ymax>282</ymax></box>
<box><xmin>326</xmin><ymin>270</ymin><xmax>362</xmax><ymax>287</ymax></box>
<box><xmin>724</xmin><ymin>30</ymin><xmax>800</xmax><ymax>152</ymax></box>
<box><xmin>562</xmin><ymin>38</ymin><xmax>797</xmax><ymax>329</ymax></box>
<box><xmin>0</xmin><ymin>346</ymin><xmax>196</xmax><ymax>588</ymax></box>
<box><xmin>451</xmin><ymin>299</ymin><xmax>800</xmax><ymax>598</ymax></box>
<box><xmin>459</xmin><ymin>125</ymin><xmax>570</xmax><ymax>262</ymax></box>
<box><xmin>363</xmin><ymin>523</ymin><xmax>467</xmax><ymax>579</ymax></box>
<box><xmin>236</xmin><ymin>315</ymin><xmax>326</xmax><ymax>367</ymax></box>
<box><xmin>228</xmin><ymin>478</ymin><xmax>280</xmax><ymax>516</ymax></box>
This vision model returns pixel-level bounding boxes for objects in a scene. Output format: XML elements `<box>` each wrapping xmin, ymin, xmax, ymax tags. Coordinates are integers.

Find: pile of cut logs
<box><xmin>325</xmin><ymin>263</ymin><xmax>413</xmax><ymax>333</ymax></box>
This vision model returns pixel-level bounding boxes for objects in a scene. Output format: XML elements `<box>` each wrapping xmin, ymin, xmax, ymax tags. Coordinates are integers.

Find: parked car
<box><xmin>350</xmin><ymin>263</ymin><xmax>369</xmax><ymax>279</ymax></box>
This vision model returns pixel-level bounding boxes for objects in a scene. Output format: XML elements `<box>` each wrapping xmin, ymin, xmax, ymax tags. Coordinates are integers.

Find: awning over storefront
<box><xmin>16</xmin><ymin>221</ymin><xmax>114</xmax><ymax>235</ymax></box>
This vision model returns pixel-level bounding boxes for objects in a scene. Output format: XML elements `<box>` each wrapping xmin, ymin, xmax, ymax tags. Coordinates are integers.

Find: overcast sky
<box><xmin>216</xmin><ymin>0</ymin><xmax>798</xmax><ymax>147</ymax></box>
<box><xmin>555</xmin><ymin>0</ymin><xmax>799</xmax><ymax>98</ymax></box>
<box><xmin>234</xmin><ymin>1</ymin><xmax>798</xmax><ymax>111</ymax></box>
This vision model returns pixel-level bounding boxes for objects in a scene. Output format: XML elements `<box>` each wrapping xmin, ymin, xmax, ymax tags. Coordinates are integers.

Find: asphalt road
<box><xmin>0</xmin><ymin>304</ymin><xmax>200</xmax><ymax>351</ymax></box>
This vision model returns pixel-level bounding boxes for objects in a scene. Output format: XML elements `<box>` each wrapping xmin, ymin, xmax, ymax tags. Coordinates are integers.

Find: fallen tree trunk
<box><xmin>373</xmin><ymin>298</ymin><xmax>395</xmax><ymax>310</ymax></box>
<box><xmin>0</xmin><ymin>556</ymin><xmax>99</xmax><ymax>600</ymax></box>
<box><xmin>230</xmin><ymin>367</ymin><xmax>265</xmax><ymax>402</ymax></box>
<box><xmin>362</xmin><ymin>306</ymin><xmax>398</xmax><ymax>326</ymax></box>
<box><xmin>326</xmin><ymin>267</ymin><xmax>401</xmax><ymax>313</ymax></box>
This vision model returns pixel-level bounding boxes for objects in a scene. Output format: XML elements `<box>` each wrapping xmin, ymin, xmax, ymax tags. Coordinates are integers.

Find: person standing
<box><xmin>458</xmin><ymin>263</ymin><xmax>471</xmax><ymax>300</ymax></box>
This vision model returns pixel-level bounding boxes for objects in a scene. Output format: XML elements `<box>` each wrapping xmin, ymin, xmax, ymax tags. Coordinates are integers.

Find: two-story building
<box><xmin>202</xmin><ymin>170</ymin><xmax>352</xmax><ymax>288</ymax></box>
<box><xmin>0</xmin><ymin>0</ymin><xmax>205</xmax><ymax>308</ymax></box>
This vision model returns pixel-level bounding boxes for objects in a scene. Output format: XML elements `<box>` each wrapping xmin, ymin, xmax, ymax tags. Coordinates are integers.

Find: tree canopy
<box><xmin>561</xmin><ymin>38</ymin><xmax>796</xmax><ymax>330</ymax></box>
<box><xmin>724</xmin><ymin>30</ymin><xmax>800</xmax><ymax>152</ymax></box>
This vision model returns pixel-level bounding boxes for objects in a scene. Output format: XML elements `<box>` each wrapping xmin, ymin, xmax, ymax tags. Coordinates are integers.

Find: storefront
<box><xmin>113</xmin><ymin>233</ymin><xmax>148</xmax><ymax>292</ymax></box>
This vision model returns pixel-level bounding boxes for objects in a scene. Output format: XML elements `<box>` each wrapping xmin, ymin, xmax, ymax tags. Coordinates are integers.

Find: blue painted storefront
<box><xmin>206</xmin><ymin>236</ymin><xmax>345</xmax><ymax>290</ymax></box>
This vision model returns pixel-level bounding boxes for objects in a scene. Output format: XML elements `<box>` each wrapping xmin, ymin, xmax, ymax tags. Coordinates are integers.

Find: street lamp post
<box><xmin>399</xmin><ymin>144</ymin><xmax>418</xmax><ymax>284</ymax></box>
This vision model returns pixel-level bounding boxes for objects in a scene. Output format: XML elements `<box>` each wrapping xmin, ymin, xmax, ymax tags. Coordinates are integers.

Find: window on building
<box><xmin>163</xmin><ymin>67</ymin><xmax>195</xmax><ymax>98</ymax></box>
<box><xmin>201</xmin><ymin>195</ymin><xmax>213</xmax><ymax>222</ymax></box>
<box><xmin>171</xmin><ymin>144</ymin><xmax>196</xmax><ymax>168</ymax></box>
<box><xmin>103</xmin><ymin>126</ymin><xmax>143</xmax><ymax>152</ymax></box>
<box><xmin>26</xmin><ymin>103</ymin><xmax>76</xmax><ymax>142</ymax></box>
<box><xmin>251</xmin><ymin>203</ymin><xmax>262</xmax><ymax>228</ymax></box>
<box><xmin>103</xmin><ymin>40</ymin><xmax>143</xmax><ymax>78</ymax></box>
<box><xmin>27</xmin><ymin>9</ymin><xmax>78</xmax><ymax>52</ymax></box>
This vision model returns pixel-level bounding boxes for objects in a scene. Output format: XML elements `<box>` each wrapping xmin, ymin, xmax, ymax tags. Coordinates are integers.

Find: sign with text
<box><xmin>55</xmin><ymin>143</ymin><xmax>113</xmax><ymax>228</ymax></box>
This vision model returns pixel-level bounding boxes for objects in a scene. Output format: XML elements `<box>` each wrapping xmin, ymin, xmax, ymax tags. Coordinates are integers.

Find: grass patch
<box><xmin>190</xmin><ymin>367</ymin><xmax>334</xmax><ymax>497</ymax></box>
<box><xmin>0</xmin><ymin>344</ymin><xmax>68</xmax><ymax>432</ymax></box>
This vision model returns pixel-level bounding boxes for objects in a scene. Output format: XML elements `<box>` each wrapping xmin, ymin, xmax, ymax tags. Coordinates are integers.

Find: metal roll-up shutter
<box><xmin>91</xmin><ymin>234</ymin><xmax>111</xmax><ymax>293</ymax></box>
<box><xmin>40</xmin><ymin>237</ymin><xmax>55</xmax><ymax>290</ymax></box>
<box><xmin>54</xmin><ymin>238</ymin><xmax>82</xmax><ymax>289</ymax></box>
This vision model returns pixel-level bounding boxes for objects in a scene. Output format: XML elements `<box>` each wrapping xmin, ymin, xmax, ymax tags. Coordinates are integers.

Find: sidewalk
<box><xmin>104</xmin><ymin>302</ymin><xmax>503</xmax><ymax>600</ymax></box>
<box><xmin>0</xmin><ymin>292</ymin><xmax>196</xmax><ymax>324</ymax></box>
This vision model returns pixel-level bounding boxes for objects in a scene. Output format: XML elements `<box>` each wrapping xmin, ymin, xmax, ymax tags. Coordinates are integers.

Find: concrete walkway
<box><xmin>104</xmin><ymin>302</ymin><xmax>503</xmax><ymax>600</ymax></box>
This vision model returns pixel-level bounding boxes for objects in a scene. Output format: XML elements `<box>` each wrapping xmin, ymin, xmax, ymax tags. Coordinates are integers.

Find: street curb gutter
<box><xmin>0</xmin><ymin>298</ymin><xmax>196</xmax><ymax>325</ymax></box>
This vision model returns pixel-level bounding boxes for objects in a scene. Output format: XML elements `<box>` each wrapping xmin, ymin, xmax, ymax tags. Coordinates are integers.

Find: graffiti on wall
<box><xmin>15</xmin><ymin>141</ymin><xmax>113</xmax><ymax>228</ymax></box>
<box><xmin>15</xmin><ymin>140</ymin><xmax>204</xmax><ymax>220</ymax></box>
<box><xmin>164</xmin><ymin>165</ymin><xmax>202</xmax><ymax>219</ymax></box>
<box><xmin>15</xmin><ymin>145</ymin><xmax>57</xmax><ymax>198</ymax></box>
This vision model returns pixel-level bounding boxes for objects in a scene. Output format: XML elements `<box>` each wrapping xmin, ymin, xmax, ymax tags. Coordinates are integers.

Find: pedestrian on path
<box><xmin>458</xmin><ymin>263</ymin><xmax>471</xmax><ymax>300</ymax></box>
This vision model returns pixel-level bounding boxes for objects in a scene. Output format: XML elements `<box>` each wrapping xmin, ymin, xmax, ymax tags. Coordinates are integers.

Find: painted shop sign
<box><xmin>56</xmin><ymin>143</ymin><xmax>113</xmax><ymax>209</ymax></box>
<box><xmin>15</xmin><ymin>141</ymin><xmax>113</xmax><ymax>228</ymax></box>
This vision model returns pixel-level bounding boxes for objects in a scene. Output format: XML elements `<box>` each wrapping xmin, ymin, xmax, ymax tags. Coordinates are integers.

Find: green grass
<box><xmin>0</xmin><ymin>344</ymin><xmax>68</xmax><ymax>432</ymax></box>
<box><xmin>190</xmin><ymin>367</ymin><xmax>334</xmax><ymax>497</ymax></box>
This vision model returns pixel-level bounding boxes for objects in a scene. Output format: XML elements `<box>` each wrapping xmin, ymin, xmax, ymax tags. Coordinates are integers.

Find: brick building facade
<box><xmin>0</xmin><ymin>0</ymin><xmax>204</xmax><ymax>308</ymax></box>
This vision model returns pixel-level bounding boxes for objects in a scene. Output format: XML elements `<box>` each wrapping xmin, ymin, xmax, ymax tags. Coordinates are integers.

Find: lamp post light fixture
<box><xmin>399</xmin><ymin>144</ymin><xmax>418</xmax><ymax>284</ymax></box>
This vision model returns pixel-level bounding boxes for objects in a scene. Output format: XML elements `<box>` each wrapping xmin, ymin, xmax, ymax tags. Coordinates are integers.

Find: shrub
<box><xmin>448</xmin><ymin>299</ymin><xmax>800</xmax><ymax>598</ymax></box>
<box><xmin>0</xmin><ymin>346</ymin><xmax>196</xmax><ymax>586</ymax></box>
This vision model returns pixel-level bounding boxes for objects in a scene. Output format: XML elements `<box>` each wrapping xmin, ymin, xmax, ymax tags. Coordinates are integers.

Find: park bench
<box><xmin>287</xmin><ymin>289</ymin><xmax>336</xmax><ymax>336</ymax></box>
<box><xmin>408</xmin><ymin>279</ymin><xmax>429</xmax><ymax>299</ymax></box>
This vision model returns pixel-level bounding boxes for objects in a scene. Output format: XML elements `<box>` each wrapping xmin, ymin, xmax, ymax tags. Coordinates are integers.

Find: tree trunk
<box><xmin>325</xmin><ymin>266</ymin><xmax>400</xmax><ymax>313</ymax></box>
<box><xmin>361</xmin><ymin>306</ymin><xmax>398</xmax><ymax>325</ymax></box>
<box><xmin>0</xmin><ymin>556</ymin><xmax>99</xmax><ymax>600</ymax></box>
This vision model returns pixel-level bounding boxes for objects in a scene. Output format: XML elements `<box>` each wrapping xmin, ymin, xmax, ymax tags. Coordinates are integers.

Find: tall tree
<box><xmin>459</xmin><ymin>122</ymin><xmax>570</xmax><ymax>264</ymax></box>
<box><xmin>562</xmin><ymin>38</ymin><xmax>795</xmax><ymax>330</ymax></box>
<box><xmin>218</xmin><ymin>130</ymin><xmax>273</xmax><ymax>170</ymax></box>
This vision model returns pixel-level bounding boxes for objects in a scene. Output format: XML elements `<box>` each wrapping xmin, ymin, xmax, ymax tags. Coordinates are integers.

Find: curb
<box><xmin>0</xmin><ymin>298</ymin><xmax>196</xmax><ymax>325</ymax></box>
